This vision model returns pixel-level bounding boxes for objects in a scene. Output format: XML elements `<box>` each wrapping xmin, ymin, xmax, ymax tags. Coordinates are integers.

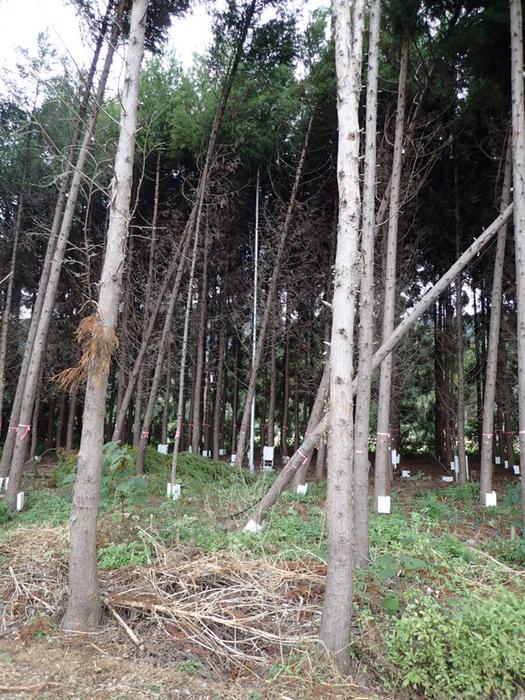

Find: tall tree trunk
<box><xmin>212</xmin><ymin>284</ymin><xmax>227</xmax><ymax>460</ymax></box>
<box><xmin>111</xmin><ymin>226</ymin><xmax>189</xmax><ymax>441</ymax></box>
<box><xmin>0</xmin><ymin>0</ymin><xmax>115</xmax><ymax>478</ymax></box>
<box><xmin>161</xmin><ymin>345</ymin><xmax>172</xmax><ymax>445</ymax></box>
<box><xmin>374</xmin><ymin>37</ymin><xmax>409</xmax><ymax>509</ymax></box>
<box><xmin>0</xmin><ymin>101</ymin><xmax>37</xmax><ymax>430</ymax></box>
<box><xmin>479</xmin><ymin>142</ymin><xmax>512</xmax><ymax>500</ymax></box>
<box><xmin>320</xmin><ymin>0</ymin><xmax>364</xmax><ymax>671</ymax></box>
<box><xmin>247</xmin><ymin>204</ymin><xmax>514</xmax><ymax>527</ymax></box>
<box><xmin>61</xmin><ymin>0</ymin><xmax>147</xmax><ymax>631</ymax></box>
<box><xmin>55</xmin><ymin>392</ymin><xmax>66</xmax><ymax>450</ymax></box>
<box><xmin>509</xmin><ymin>0</ymin><xmax>525</xmax><ymax>530</ymax></box>
<box><xmin>454</xmin><ymin>162</ymin><xmax>467</xmax><ymax>483</ymax></box>
<box><xmin>281</xmin><ymin>308</ymin><xmax>290</xmax><ymax>458</ymax></box>
<box><xmin>171</xmin><ymin>231</ymin><xmax>201</xmax><ymax>481</ymax></box>
<box><xmin>66</xmin><ymin>388</ymin><xmax>77</xmax><ymax>453</ymax></box>
<box><xmin>352</xmin><ymin>0</ymin><xmax>381</xmax><ymax>568</ymax></box>
<box><xmin>231</xmin><ymin>336</ymin><xmax>239</xmax><ymax>451</ymax></box>
<box><xmin>134</xmin><ymin>225</ymin><xmax>194</xmax><ymax>474</ymax></box>
<box><xmin>5</xmin><ymin>2</ymin><xmax>123</xmax><ymax>503</ymax></box>
<box><xmin>191</xmin><ymin>235</ymin><xmax>210</xmax><ymax>453</ymax></box>
<box><xmin>235</xmin><ymin>115</ymin><xmax>313</xmax><ymax>469</ymax></box>
<box><xmin>132</xmin><ymin>151</ymin><xmax>161</xmax><ymax>448</ymax></box>
<box><xmin>267</xmin><ymin>313</ymin><xmax>276</xmax><ymax>447</ymax></box>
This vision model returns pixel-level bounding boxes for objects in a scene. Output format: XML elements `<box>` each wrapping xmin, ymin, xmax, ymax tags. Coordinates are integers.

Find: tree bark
<box><xmin>319</xmin><ymin>0</ymin><xmax>364</xmax><ymax>671</ymax></box>
<box><xmin>374</xmin><ymin>37</ymin><xmax>409</xmax><ymax>509</ymax></box>
<box><xmin>212</xmin><ymin>282</ymin><xmax>227</xmax><ymax>460</ymax></box>
<box><xmin>352</xmin><ymin>0</ymin><xmax>381</xmax><ymax>568</ymax></box>
<box><xmin>479</xmin><ymin>141</ymin><xmax>512</xmax><ymax>500</ymax></box>
<box><xmin>191</xmin><ymin>235</ymin><xmax>210</xmax><ymax>453</ymax></box>
<box><xmin>61</xmin><ymin>0</ymin><xmax>147</xmax><ymax>631</ymax></box>
<box><xmin>509</xmin><ymin>0</ymin><xmax>525</xmax><ymax>530</ymax></box>
<box><xmin>454</xmin><ymin>162</ymin><xmax>467</xmax><ymax>484</ymax></box>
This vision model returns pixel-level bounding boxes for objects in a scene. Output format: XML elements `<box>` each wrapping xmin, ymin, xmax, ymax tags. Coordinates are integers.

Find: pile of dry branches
<box><xmin>0</xmin><ymin>526</ymin><xmax>326</xmax><ymax>673</ymax></box>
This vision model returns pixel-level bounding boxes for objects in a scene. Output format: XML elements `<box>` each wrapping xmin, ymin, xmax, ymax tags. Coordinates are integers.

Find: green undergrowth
<box><xmin>4</xmin><ymin>453</ymin><xmax>525</xmax><ymax>698</ymax></box>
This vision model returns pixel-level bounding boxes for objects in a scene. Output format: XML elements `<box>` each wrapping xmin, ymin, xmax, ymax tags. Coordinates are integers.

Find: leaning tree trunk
<box><xmin>245</xmin><ymin>204</ymin><xmax>514</xmax><ymax>528</ymax></box>
<box><xmin>479</xmin><ymin>141</ymin><xmax>512</xmax><ymax>501</ymax></box>
<box><xmin>5</xmin><ymin>3</ymin><xmax>123</xmax><ymax>505</ymax></box>
<box><xmin>132</xmin><ymin>151</ymin><xmax>161</xmax><ymax>448</ymax></box>
<box><xmin>134</xmin><ymin>225</ymin><xmax>194</xmax><ymax>474</ymax></box>
<box><xmin>373</xmin><ymin>37</ymin><xmax>409</xmax><ymax>509</ymax></box>
<box><xmin>352</xmin><ymin>0</ymin><xmax>381</xmax><ymax>568</ymax></box>
<box><xmin>61</xmin><ymin>0</ymin><xmax>147</xmax><ymax>632</ymax></box>
<box><xmin>235</xmin><ymin>115</ymin><xmax>313</xmax><ymax>470</ymax></box>
<box><xmin>0</xmin><ymin>0</ymin><xmax>115</xmax><ymax>478</ymax></box>
<box><xmin>509</xmin><ymin>0</ymin><xmax>525</xmax><ymax>531</ymax></box>
<box><xmin>319</xmin><ymin>0</ymin><xmax>364</xmax><ymax>672</ymax></box>
<box><xmin>111</xmin><ymin>225</ymin><xmax>190</xmax><ymax>441</ymax></box>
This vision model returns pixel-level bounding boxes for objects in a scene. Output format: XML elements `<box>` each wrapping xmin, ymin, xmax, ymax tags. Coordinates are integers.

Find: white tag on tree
<box><xmin>513</xmin><ymin>464</ymin><xmax>521</xmax><ymax>475</ymax></box>
<box><xmin>157</xmin><ymin>444</ymin><xmax>168</xmax><ymax>455</ymax></box>
<box><xmin>442</xmin><ymin>476</ymin><xmax>454</xmax><ymax>482</ymax></box>
<box><xmin>0</xmin><ymin>477</ymin><xmax>3</xmax><ymax>489</ymax></box>
<box><xmin>484</xmin><ymin>491</ymin><xmax>497</xmax><ymax>507</ymax></box>
<box><xmin>504</xmin><ymin>460</ymin><xmax>509</xmax><ymax>469</ymax></box>
<box><xmin>377</xmin><ymin>495</ymin><xmax>391</xmax><ymax>514</ymax></box>
<box><xmin>243</xmin><ymin>519</ymin><xmax>262</xmax><ymax>533</ymax></box>
<box><xmin>16</xmin><ymin>492</ymin><xmax>25</xmax><ymax>511</ymax></box>
<box><xmin>219</xmin><ymin>448</ymin><xmax>226</xmax><ymax>456</ymax></box>
<box><xmin>296</xmin><ymin>483</ymin><xmax>308</xmax><ymax>495</ymax></box>
<box><xmin>495</xmin><ymin>456</ymin><xmax>501</xmax><ymax>465</ymax></box>
<box><xmin>229</xmin><ymin>454</ymin><xmax>236</xmax><ymax>465</ymax></box>
<box><xmin>401</xmin><ymin>470</ymin><xmax>410</xmax><ymax>478</ymax></box>
<box><xmin>171</xmin><ymin>484</ymin><xmax>181</xmax><ymax>500</ymax></box>
<box><xmin>391</xmin><ymin>449</ymin><xmax>397</xmax><ymax>466</ymax></box>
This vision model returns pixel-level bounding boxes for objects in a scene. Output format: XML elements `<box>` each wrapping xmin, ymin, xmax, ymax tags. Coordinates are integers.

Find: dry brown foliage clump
<box><xmin>51</xmin><ymin>311</ymin><xmax>117</xmax><ymax>392</ymax></box>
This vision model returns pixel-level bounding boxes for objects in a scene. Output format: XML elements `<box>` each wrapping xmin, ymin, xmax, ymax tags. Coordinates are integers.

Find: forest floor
<box><xmin>0</xmin><ymin>449</ymin><xmax>524</xmax><ymax>700</ymax></box>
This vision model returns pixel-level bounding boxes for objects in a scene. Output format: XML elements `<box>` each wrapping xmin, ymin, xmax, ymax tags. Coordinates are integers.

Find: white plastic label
<box><xmin>243</xmin><ymin>519</ymin><xmax>262</xmax><ymax>533</ymax></box>
<box><xmin>485</xmin><ymin>491</ymin><xmax>497</xmax><ymax>507</ymax></box>
<box><xmin>495</xmin><ymin>456</ymin><xmax>501</xmax><ymax>465</ymax></box>
<box><xmin>401</xmin><ymin>470</ymin><xmax>410</xmax><ymax>478</ymax></box>
<box><xmin>442</xmin><ymin>476</ymin><xmax>454</xmax><ymax>482</ymax></box>
<box><xmin>513</xmin><ymin>464</ymin><xmax>520</xmax><ymax>475</ymax></box>
<box><xmin>377</xmin><ymin>496</ymin><xmax>391</xmax><ymax>514</ymax></box>
<box><xmin>16</xmin><ymin>492</ymin><xmax>25</xmax><ymax>511</ymax></box>
<box><xmin>296</xmin><ymin>483</ymin><xmax>308</xmax><ymax>495</ymax></box>
<box><xmin>157</xmin><ymin>444</ymin><xmax>168</xmax><ymax>455</ymax></box>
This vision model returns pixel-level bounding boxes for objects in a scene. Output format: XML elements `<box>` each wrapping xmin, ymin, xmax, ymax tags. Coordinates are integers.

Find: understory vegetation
<box><xmin>1</xmin><ymin>451</ymin><xmax>523</xmax><ymax>699</ymax></box>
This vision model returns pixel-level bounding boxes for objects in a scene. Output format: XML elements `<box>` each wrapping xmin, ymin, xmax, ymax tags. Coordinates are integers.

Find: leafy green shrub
<box><xmin>17</xmin><ymin>490</ymin><xmax>71</xmax><ymax>526</ymax></box>
<box><xmin>0</xmin><ymin>500</ymin><xmax>13</xmax><ymax>524</ymax></box>
<box><xmin>440</xmin><ymin>482</ymin><xmax>480</xmax><ymax>503</ymax></box>
<box><xmin>98</xmin><ymin>540</ymin><xmax>152</xmax><ymax>569</ymax></box>
<box><xmin>388</xmin><ymin>591</ymin><xmax>525</xmax><ymax>699</ymax></box>
<box><xmin>487</xmin><ymin>537</ymin><xmax>525</xmax><ymax>566</ymax></box>
<box><xmin>57</xmin><ymin>442</ymin><xmax>149</xmax><ymax>511</ymax></box>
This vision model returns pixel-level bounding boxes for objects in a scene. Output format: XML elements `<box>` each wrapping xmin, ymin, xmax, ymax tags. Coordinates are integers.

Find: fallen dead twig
<box><xmin>104</xmin><ymin>599</ymin><xmax>145</xmax><ymax>652</ymax></box>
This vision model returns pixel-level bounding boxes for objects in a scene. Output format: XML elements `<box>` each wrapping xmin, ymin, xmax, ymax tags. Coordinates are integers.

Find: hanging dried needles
<box><xmin>51</xmin><ymin>310</ymin><xmax>118</xmax><ymax>392</ymax></box>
